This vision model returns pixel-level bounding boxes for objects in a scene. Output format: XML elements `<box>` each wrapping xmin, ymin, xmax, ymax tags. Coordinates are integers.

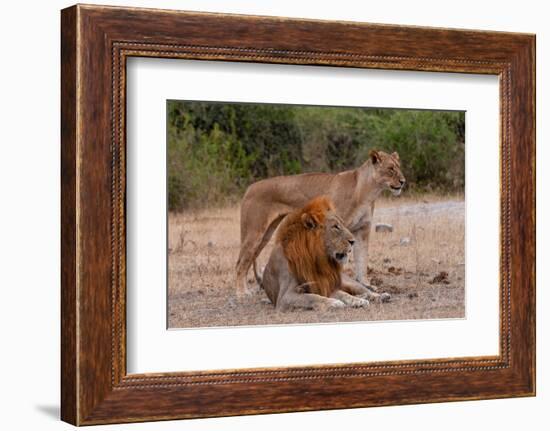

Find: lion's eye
<box><xmin>333</xmin><ymin>224</ymin><xmax>340</xmax><ymax>230</ymax></box>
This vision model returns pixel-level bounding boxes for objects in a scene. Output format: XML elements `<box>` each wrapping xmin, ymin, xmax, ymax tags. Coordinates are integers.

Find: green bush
<box><xmin>167</xmin><ymin>101</ymin><xmax>464</xmax><ymax>210</ymax></box>
<box><xmin>363</xmin><ymin>110</ymin><xmax>465</xmax><ymax>191</ymax></box>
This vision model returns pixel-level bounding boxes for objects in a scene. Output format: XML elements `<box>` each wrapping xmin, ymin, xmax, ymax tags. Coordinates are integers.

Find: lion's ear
<box><xmin>369</xmin><ymin>149</ymin><xmax>381</xmax><ymax>165</ymax></box>
<box><xmin>301</xmin><ymin>213</ymin><xmax>318</xmax><ymax>230</ymax></box>
<box><xmin>391</xmin><ymin>151</ymin><xmax>400</xmax><ymax>162</ymax></box>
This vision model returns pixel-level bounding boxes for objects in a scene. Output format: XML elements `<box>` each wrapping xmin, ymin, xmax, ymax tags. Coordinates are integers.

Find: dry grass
<box><xmin>168</xmin><ymin>195</ymin><xmax>465</xmax><ymax>328</ymax></box>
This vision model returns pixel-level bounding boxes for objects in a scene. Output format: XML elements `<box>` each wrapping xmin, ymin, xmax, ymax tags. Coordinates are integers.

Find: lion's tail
<box><xmin>253</xmin><ymin>260</ymin><xmax>263</xmax><ymax>287</ymax></box>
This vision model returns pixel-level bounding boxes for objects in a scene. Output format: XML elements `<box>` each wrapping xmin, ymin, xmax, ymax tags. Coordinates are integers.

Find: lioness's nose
<box><xmin>399</xmin><ymin>179</ymin><xmax>406</xmax><ymax>186</ymax></box>
<box><xmin>348</xmin><ymin>239</ymin><xmax>355</xmax><ymax>246</ymax></box>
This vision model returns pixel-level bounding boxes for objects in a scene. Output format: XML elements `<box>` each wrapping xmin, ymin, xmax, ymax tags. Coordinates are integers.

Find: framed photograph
<box><xmin>61</xmin><ymin>4</ymin><xmax>535</xmax><ymax>425</ymax></box>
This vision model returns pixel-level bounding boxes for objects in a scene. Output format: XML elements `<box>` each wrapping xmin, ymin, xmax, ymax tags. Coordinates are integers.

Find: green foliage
<box><xmin>167</xmin><ymin>101</ymin><xmax>465</xmax><ymax>210</ymax></box>
<box><xmin>362</xmin><ymin>110</ymin><xmax>465</xmax><ymax>191</ymax></box>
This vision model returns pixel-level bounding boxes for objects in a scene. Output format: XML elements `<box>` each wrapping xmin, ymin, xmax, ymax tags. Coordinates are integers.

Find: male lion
<box><xmin>260</xmin><ymin>196</ymin><xmax>389</xmax><ymax>311</ymax></box>
<box><xmin>236</xmin><ymin>150</ymin><xmax>405</xmax><ymax>295</ymax></box>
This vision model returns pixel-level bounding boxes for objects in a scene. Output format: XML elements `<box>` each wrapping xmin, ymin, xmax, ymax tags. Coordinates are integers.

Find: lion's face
<box><xmin>323</xmin><ymin>213</ymin><xmax>355</xmax><ymax>265</ymax></box>
<box><xmin>370</xmin><ymin>150</ymin><xmax>406</xmax><ymax>196</ymax></box>
<box><xmin>280</xmin><ymin>196</ymin><xmax>351</xmax><ymax>298</ymax></box>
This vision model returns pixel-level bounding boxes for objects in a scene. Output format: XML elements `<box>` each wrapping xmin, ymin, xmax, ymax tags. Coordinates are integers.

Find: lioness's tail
<box><xmin>253</xmin><ymin>260</ymin><xmax>263</xmax><ymax>287</ymax></box>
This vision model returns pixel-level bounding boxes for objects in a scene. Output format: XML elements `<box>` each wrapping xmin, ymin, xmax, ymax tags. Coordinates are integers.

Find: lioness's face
<box><xmin>324</xmin><ymin>213</ymin><xmax>355</xmax><ymax>265</ymax></box>
<box><xmin>370</xmin><ymin>150</ymin><xmax>406</xmax><ymax>196</ymax></box>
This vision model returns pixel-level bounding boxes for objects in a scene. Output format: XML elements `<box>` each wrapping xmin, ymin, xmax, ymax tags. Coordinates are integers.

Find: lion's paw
<box><xmin>326</xmin><ymin>298</ymin><xmax>346</xmax><ymax>310</ymax></box>
<box><xmin>351</xmin><ymin>297</ymin><xmax>370</xmax><ymax>308</ymax></box>
<box><xmin>380</xmin><ymin>292</ymin><xmax>391</xmax><ymax>303</ymax></box>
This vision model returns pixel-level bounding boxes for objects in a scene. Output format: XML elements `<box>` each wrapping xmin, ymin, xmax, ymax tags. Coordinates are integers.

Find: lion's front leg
<box><xmin>277</xmin><ymin>284</ymin><xmax>345</xmax><ymax>312</ymax></box>
<box><xmin>331</xmin><ymin>289</ymin><xmax>369</xmax><ymax>308</ymax></box>
<box><xmin>340</xmin><ymin>273</ymin><xmax>391</xmax><ymax>303</ymax></box>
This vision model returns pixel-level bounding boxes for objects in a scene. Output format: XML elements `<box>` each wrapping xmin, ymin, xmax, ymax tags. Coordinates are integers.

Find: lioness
<box><xmin>236</xmin><ymin>150</ymin><xmax>405</xmax><ymax>295</ymax></box>
<box><xmin>260</xmin><ymin>196</ymin><xmax>389</xmax><ymax>311</ymax></box>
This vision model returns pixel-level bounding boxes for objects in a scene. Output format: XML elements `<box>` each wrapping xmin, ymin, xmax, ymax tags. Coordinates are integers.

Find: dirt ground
<box><xmin>167</xmin><ymin>195</ymin><xmax>465</xmax><ymax>329</ymax></box>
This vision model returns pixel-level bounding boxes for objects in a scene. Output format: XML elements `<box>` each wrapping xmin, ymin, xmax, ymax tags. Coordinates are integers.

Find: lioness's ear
<box><xmin>391</xmin><ymin>152</ymin><xmax>400</xmax><ymax>162</ymax></box>
<box><xmin>301</xmin><ymin>213</ymin><xmax>318</xmax><ymax>230</ymax></box>
<box><xmin>369</xmin><ymin>149</ymin><xmax>381</xmax><ymax>165</ymax></box>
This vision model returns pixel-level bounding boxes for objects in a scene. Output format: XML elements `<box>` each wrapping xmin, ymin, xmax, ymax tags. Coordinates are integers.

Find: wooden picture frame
<box><xmin>61</xmin><ymin>4</ymin><xmax>535</xmax><ymax>425</ymax></box>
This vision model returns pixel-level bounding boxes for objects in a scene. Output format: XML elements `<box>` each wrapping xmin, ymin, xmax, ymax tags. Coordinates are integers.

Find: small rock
<box><xmin>388</xmin><ymin>266</ymin><xmax>403</xmax><ymax>275</ymax></box>
<box><xmin>429</xmin><ymin>271</ymin><xmax>450</xmax><ymax>285</ymax></box>
<box><xmin>207</xmin><ymin>241</ymin><xmax>214</xmax><ymax>247</ymax></box>
<box><xmin>431</xmin><ymin>258</ymin><xmax>441</xmax><ymax>265</ymax></box>
<box><xmin>400</xmin><ymin>237</ymin><xmax>411</xmax><ymax>246</ymax></box>
<box><xmin>408</xmin><ymin>292</ymin><xmax>418</xmax><ymax>299</ymax></box>
<box><xmin>375</xmin><ymin>223</ymin><xmax>393</xmax><ymax>233</ymax></box>
<box><xmin>382</xmin><ymin>258</ymin><xmax>391</xmax><ymax>264</ymax></box>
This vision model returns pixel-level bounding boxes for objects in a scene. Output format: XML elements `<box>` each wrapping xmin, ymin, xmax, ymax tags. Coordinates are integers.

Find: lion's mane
<box><xmin>276</xmin><ymin>196</ymin><xmax>342</xmax><ymax>298</ymax></box>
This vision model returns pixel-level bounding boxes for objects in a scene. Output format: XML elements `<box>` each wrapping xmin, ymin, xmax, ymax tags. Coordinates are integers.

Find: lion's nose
<box><xmin>348</xmin><ymin>239</ymin><xmax>355</xmax><ymax>246</ymax></box>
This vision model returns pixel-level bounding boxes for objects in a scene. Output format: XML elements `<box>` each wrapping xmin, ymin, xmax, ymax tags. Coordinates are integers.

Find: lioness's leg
<box><xmin>235</xmin><ymin>242</ymin><xmax>259</xmax><ymax>296</ymax></box>
<box><xmin>236</xmin><ymin>236</ymin><xmax>269</xmax><ymax>296</ymax></box>
<box><xmin>353</xmin><ymin>222</ymin><xmax>371</xmax><ymax>284</ymax></box>
<box><xmin>341</xmin><ymin>273</ymin><xmax>391</xmax><ymax>303</ymax></box>
<box><xmin>277</xmin><ymin>285</ymin><xmax>345</xmax><ymax>312</ymax></box>
<box><xmin>331</xmin><ymin>290</ymin><xmax>369</xmax><ymax>308</ymax></box>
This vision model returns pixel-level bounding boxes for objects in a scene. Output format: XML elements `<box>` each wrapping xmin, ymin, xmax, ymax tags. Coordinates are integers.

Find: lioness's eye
<box><xmin>333</xmin><ymin>224</ymin><xmax>340</xmax><ymax>230</ymax></box>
